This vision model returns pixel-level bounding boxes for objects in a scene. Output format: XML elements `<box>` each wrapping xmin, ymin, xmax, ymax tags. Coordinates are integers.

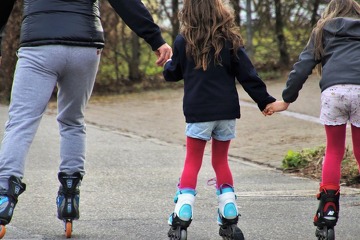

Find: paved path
<box><xmin>0</xmin><ymin>77</ymin><xmax>359</xmax><ymax>239</ymax></box>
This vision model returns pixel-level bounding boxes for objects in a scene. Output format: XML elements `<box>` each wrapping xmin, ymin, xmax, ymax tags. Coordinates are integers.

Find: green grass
<box><xmin>282</xmin><ymin>145</ymin><xmax>360</xmax><ymax>187</ymax></box>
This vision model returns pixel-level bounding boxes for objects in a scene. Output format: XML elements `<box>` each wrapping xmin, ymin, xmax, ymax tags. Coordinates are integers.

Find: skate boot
<box><xmin>56</xmin><ymin>172</ymin><xmax>82</xmax><ymax>238</ymax></box>
<box><xmin>217</xmin><ymin>185</ymin><xmax>244</xmax><ymax>240</ymax></box>
<box><xmin>168</xmin><ymin>189</ymin><xmax>196</xmax><ymax>240</ymax></box>
<box><xmin>0</xmin><ymin>176</ymin><xmax>26</xmax><ymax>239</ymax></box>
<box><xmin>313</xmin><ymin>185</ymin><xmax>340</xmax><ymax>240</ymax></box>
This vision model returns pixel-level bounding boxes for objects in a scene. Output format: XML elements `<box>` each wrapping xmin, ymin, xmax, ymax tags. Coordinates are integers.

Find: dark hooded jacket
<box><xmin>283</xmin><ymin>17</ymin><xmax>360</xmax><ymax>103</ymax></box>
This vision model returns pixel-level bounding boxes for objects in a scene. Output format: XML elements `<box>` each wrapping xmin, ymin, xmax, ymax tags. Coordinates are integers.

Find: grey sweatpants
<box><xmin>0</xmin><ymin>45</ymin><xmax>101</xmax><ymax>189</ymax></box>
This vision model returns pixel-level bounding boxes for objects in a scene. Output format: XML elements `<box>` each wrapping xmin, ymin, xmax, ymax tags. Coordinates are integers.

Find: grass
<box><xmin>282</xmin><ymin>145</ymin><xmax>360</xmax><ymax>188</ymax></box>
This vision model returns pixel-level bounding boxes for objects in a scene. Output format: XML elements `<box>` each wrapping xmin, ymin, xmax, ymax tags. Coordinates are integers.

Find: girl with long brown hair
<box><xmin>163</xmin><ymin>0</ymin><xmax>276</xmax><ymax>239</ymax></box>
<box><xmin>266</xmin><ymin>0</ymin><xmax>360</xmax><ymax>239</ymax></box>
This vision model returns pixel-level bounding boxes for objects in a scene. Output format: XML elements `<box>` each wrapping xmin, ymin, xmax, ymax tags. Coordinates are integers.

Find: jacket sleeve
<box><xmin>282</xmin><ymin>35</ymin><xmax>320</xmax><ymax>103</ymax></box>
<box><xmin>107</xmin><ymin>0</ymin><xmax>166</xmax><ymax>51</ymax></box>
<box><xmin>233</xmin><ymin>47</ymin><xmax>276</xmax><ymax>111</ymax></box>
<box><xmin>163</xmin><ymin>36</ymin><xmax>183</xmax><ymax>82</ymax></box>
<box><xmin>0</xmin><ymin>0</ymin><xmax>16</xmax><ymax>56</ymax></box>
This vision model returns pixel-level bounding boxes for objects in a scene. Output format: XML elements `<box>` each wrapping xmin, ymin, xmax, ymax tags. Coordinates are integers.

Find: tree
<box><xmin>230</xmin><ymin>0</ymin><xmax>241</xmax><ymax>26</ymax></box>
<box><xmin>160</xmin><ymin>0</ymin><xmax>180</xmax><ymax>43</ymax></box>
<box><xmin>274</xmin><ymin>0</ymin><xmax>290</xmax><ymax>68</ymax></box>
<box><xmin>0</xmin><ymin>0</ymin><xmax>22</xmax><ymax>102</ymax></box>
<box><xmin>95</xmin><ymin>1</ymin><xmax>159</xmax><ymax>93</ymax></box>
<box><xmin>311</xmin><ymin>0</ymin><xmax>322</xmax><ymax>27</ymax></box>
<box><xmin>245</xmin><ymin>0</ymin><xmax>254</xmax><ymax>59</ymax></box>
<box><xmin>128</xmin><ymin>32</ymin><xmax>141</xmax><ymax>81</ymax></box>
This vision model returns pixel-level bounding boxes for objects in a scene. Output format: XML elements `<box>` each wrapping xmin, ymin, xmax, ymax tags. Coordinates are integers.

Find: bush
<box><xmin>282</xmin><ymin>146</ymin><xmax>325</xmax><ymax>170</ymax></box>
<box><xmin>282</xmin><ymin>150</ymin><xmax>307</xmax><ymax>170</ymax></box>
<box><xmin>282</xmin><ymin>145</ymin><xmax>360</xmax><ymax>188</ymax></box>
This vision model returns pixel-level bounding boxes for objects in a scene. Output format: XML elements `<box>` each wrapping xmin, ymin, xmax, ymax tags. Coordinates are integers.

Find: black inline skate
<box><xmin>168</xmin><ymin>189</ymin><xmax>196</xmax><ymax>240</ymax></box>
<box><xmin>56</xmin><ymin>172</ymin><xmax>82</xmax><ymax>238</ymax></box>
<box><xmin>313</xmin><ymin>185</ymin><xmax>340</xmax><ymax>240</ymax></box>
<box><xmin>0</xmin><ymin>176</ymin><xmax>26</xmax><ymax>239</ymax></box>
<box><xmin>217</xmin><ymin>185</ymin><xmax>244</xmax><ymax>240</ymax></box>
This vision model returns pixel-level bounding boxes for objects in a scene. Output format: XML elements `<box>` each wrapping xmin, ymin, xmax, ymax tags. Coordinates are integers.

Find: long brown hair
<box><xmin>311</xmin><ymin>0</ymin><xmax>360</xmax><ymax>73</ymax></box>
<box><xmin>179</xmin><ymin>0</ymin><xmax>244</xmax><ymax>71</ymax></box>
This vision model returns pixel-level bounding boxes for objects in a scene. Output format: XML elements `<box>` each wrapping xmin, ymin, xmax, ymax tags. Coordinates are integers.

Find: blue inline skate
<box><xmin>56</xmin><ymin>172</ymin><xmax>82</xmax><ymax>238</ymax></box>
<box><xmin>217</xmin><ymin>185</ymin><xmax>244</xmax><ymax>240</ymax></box>
<box><xmin>168</xmin><ymin>189</ymin><xmax>196</xmax><ymax>240</ymax></box>
<box><xmin>0</xmin><ymin>176</ymin><xmax>26</xmax><ymax>239</ymax></box>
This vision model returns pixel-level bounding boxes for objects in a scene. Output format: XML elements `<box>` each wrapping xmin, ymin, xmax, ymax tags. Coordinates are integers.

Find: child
<box><xmin>265</xmin><ymin>0</ymin><xmax>360</xmax><ymax>239</ymax></box>
<box><xmin>163</xmin><ymin>0</ymin><xmax>276</xmax><ymax>239</ymax></box>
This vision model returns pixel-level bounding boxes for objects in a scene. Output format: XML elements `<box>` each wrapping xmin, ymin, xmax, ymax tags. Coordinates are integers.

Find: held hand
<box><xmin>155</xmin><ymin>43</ymin><xmax>172</xmax><ymax>66</ymax></box>
<box><xmin>263</xmin><ymin>101</ymin><xmax>290</xmax><ymax>116</ymax></box>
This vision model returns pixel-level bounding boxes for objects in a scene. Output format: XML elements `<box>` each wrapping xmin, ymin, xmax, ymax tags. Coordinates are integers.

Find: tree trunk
<box><xmin>0</xmin><ymin>0</ymin><xmax>22</xmax><ymax>102</ymax></box>
<box><xmin>128</xmin><ymin>32</ymin><xmax>141</xmax><ymax>82</ymax></box>
<box><xmin>171</xmin><ymin>0</ymin><xmax>179</xmax><ymax>43</ymax></box>
<box><xmin>274</xmin><ymin>0</ymin><xmax>290</xmax><ymax>68</ymax></box>
<box><xmin>311</xmin><ymin>0</ymin><xmax>321</xmax><ymax>27</ymax></box>
<box><xmin>245</xmin><ymin>0</ymin><xmax>254</xmax><ymax>59</ymax></box>
<box><xmin>230</xmin><ymin>0</ymin><xmax>241</xmax><ymax>26</ymax></box>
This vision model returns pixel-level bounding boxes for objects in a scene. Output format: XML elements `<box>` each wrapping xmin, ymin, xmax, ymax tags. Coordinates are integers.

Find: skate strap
<box><xmin>207</xmin><ymin>177</ymin><xmax>217</xmax><ymax>187</ymax></box>
<box><xmin>8</xmin><ymin>176</ymin><xmax>26</xmax><ymax>200</ymax></box>
<box><xmin>320</xmin><ymin>184</ymin><xmax>339</xmax><ymax>190</ymax></box>
<box><xmin>319</xmin><ymin>184</ymin><xmax>340</xmax><ymax>195</ymax></box>
<box><xmin>58</xmin><ymin>172</ymin><xmax>82</xmax><ymax>194</ymax></box>
<box><xmin>178</xmin><ymin>189</ymin><xmax>196</xmax><ymax>195</ymax></box>
<box><xmin>174</xmin><ymin>189</ymin><xmax>196</xmax><ymax>203</ymax></box>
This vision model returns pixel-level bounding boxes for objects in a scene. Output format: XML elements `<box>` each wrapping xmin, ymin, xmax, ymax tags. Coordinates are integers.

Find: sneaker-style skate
<box><xmin>217</xmin><ymin>185</ymin><xmax>244</xmax><ymax>240</ymax></box>
<box><xmin>168</xmin><ymin>189</ymin><xmax>196</xmax><ymax>240</ymax></box>
<box><xmin>313</xmin><ymin>186</ymin><xmax>340</xmax><ymax>240</ymax></box>
<box><xmin>56</xmin><ymin>172</ymin><xmax>82</xmax><ymax>238</ymax></box>
<box><xmin>0</xmin><ymin>176</ymin><xmax>26</xmax><ymax>239</ymax></box>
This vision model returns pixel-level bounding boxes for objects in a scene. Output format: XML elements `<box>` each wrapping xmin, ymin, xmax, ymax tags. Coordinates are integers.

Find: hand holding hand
<box><xmin>262</xmin><ymin>101</ymin><xmax>290</xmax><ymax>116</ymax></box>
<box><xmin>155</xmin><ymin>43</ymin><xmax>172</xmax><ymax>66</ymax></box>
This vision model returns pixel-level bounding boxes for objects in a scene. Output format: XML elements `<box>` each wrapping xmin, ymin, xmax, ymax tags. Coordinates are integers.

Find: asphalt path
<box><xmin>0</xmin><ymin>103</ymin><xmax>359</xmax><ymax>240</ymax></box>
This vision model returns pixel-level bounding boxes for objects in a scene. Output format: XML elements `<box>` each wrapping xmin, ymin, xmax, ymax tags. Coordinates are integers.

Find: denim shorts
<box><xmin>320</xmin><ymin>84</ymin><xmax>360</xmax><ymax>127</ymax></box>
<box><xmin>185</xmin><ymin>119</ymin><xmax>236</xmax><ymax>141</ymax></box>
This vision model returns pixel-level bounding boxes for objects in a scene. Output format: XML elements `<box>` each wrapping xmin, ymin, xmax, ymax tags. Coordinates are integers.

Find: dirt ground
<box><xmin>81</xmin><ymin>74</ymin><xmax>358</xmax><ymax>172</ymax></box>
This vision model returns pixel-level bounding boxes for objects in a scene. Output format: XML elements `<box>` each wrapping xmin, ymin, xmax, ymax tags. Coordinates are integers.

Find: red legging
<box><xmin>321</xmin><ymin>124</ymin><xmax>360</xmax><ymax>186</ymax></box>
<box><xmin>179</xmin><ymin>137</ymin><xmax>206</xmax><ymax>189</ymax></box>
<box><xmin>211</xmin><ymin>138</ymin><xmax>233</xmax><ymax>188</ymax></box>
<box><xmin>179</xmin><ymin>137</ymin><xmax>233</xmax><ymax>189</ymax></box>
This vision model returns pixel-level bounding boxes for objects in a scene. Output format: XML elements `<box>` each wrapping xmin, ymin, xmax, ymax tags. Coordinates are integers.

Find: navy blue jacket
<box><xmin>0</xmin><ymin>0</ymin><xmax>166</xmax><ymax>56</ymax></box>
<box><xmin>163</xmin><ymin>34</ymin><xmax>275</xmax><ymax>123</ymax></box>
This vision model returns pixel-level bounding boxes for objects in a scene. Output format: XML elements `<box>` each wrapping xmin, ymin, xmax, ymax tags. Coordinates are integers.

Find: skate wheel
<box><xmin>327</xmin><ymin>228</ymin><xmax>335</xmax><ymax>240</ymax></box>
<box><xmin>219</xmin><ymin>224</ymin><xmax>244</xmax><ymax>240</ymax></box>
<box><xmin>315</xmin><ymin>226</ymin><xmax>335</xmax><ymax>240</ymax></box>
<box><xmin>65</xmin><ymin>221</ymin><xmax>72</xmax><ymax>238</ymax></box>
<box><xmin>180</xmin><ymin>229</ymin><xmax>187</xmax><ymax>240</ymax></box>
<box><xmin>168</xmin><ymin>226</ymin><xmax>187</xmax><ymax>240</ymax></box>
<box><xmin>0</xmin><ymin>225</ymin><xmax>6</xmax><ymax>239</ymax></box>
<box><xmin>233</xmin><ymin>225</ymin><xmax>245</xmax><ymax>240</ymax></box>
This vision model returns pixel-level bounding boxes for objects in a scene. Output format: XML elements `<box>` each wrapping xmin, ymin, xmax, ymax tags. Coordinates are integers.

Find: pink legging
<box><xmin>179</xmin><ymin>137</ymin><xmax>233</xmax><ymax>189</ymax></box>
<box><xmin>321</xmin><ymin>124</ymin><xmax>360</xmax><ymax>186</ymax></box>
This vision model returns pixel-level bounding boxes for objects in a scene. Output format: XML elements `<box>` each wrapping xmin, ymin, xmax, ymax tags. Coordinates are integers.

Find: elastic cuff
<box><xmin>163</xmin><ymin>58</ymin><xmax>172</xmax><ymax>67</ymax></box>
